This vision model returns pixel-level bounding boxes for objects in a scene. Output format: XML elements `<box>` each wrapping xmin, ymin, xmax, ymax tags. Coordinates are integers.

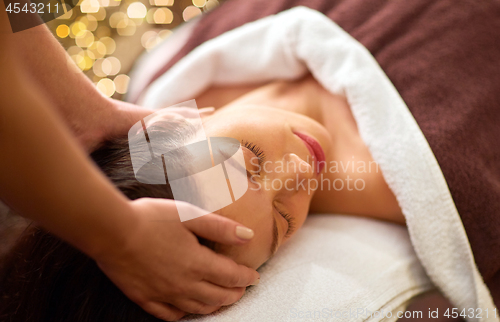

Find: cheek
<box><xmin>218</xmin><ymin>238</ymin><xmax>270</xmax><ymax>269</ymax></box>
<box><xmin>291</xmin><ymin>193</ymin><xmax>312</xmax><ymax>227</ymax></box>
<box><xmin>214</xmin><ymin>210</ymin><xmax>273</xmax><ymax>269</ymax></box>
<box><xmin>219</xmin><ymin>189</ymin><xmax>267</xmax><ymax>225</ymax></box>
<box><xmin>214</xmin><ymin>193</ymin><xmax>274</xmax><ymax>269</ymax></box>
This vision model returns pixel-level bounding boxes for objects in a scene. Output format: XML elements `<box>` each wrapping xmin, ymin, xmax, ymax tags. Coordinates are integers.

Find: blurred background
<box><xmin>46</xmin><ymin>0</ymin><xmax>225</xmax><ymax>99</ymax></box>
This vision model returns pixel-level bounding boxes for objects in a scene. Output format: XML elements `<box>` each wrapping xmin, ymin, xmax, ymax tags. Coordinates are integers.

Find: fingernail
<box><xmin>249</xmin><ymin>278</ymin><xmax>260</xmax><ymax>286</ymax></box>
<box><xmin>236</xmin><ymin>226</ymin><xmax>254</xmax><ymax>240</ymax></box>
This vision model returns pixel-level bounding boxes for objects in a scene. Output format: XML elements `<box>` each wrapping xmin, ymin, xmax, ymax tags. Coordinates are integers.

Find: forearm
<box><xmin>12</xmin><ymin>24</ymin><xmax>109</xmax><ymax>135</ymax></box>
<box><xmin>11</xmin><ymin>23</ymin><xmax>153</xmax><ymax>151</ymax></box>
<box><xmin>0</xmin><ymin>47</ymin><xmax>138</xmax><ymax>259</ymax></box>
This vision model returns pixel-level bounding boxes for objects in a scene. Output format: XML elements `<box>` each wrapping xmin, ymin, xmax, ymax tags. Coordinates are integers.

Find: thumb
<box><xmin>183</xmin><ymin>213</ymin><xmax>254</xmax><ymax>246</ymax></box>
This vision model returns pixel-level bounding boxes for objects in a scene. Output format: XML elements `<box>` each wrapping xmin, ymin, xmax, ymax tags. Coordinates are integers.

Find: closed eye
<box><xmin>241</xmin><ymin>140</ymin><xmax>266</xmax><ymax>174</ymax></box>
<box><xmin>277</xmin><ymin>209</ymin><xmax>295</xmax><ymax>238</ymax></box>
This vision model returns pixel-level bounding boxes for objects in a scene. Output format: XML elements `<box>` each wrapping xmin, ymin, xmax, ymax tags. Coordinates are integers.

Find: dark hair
<box><xmin>0</xmin><ymin>118</ymin><xmax>212</xmax><ymax>322</ymax></box>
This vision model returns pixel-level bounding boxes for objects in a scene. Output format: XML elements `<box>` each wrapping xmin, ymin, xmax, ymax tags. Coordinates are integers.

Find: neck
<box><xmin>312</xmin><ymin>81</ymin><xmax>404</xmax><ymax>224</ymax></box>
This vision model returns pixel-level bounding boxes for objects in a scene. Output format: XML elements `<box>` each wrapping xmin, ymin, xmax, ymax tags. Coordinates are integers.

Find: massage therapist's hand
<box><xmin>94</xmin><ymin>198</ymin><xmax>260</xmax><ymax>321</ymax></box>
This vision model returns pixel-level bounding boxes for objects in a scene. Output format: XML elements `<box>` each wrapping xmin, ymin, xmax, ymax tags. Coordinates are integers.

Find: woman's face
<box><xmin>202</xmin><ymin>104</ymin><xmax>333</xmax><ymax>269</ymax></box>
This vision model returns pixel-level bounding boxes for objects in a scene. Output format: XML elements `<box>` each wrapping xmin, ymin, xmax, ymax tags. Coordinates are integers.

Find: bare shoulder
<box><xmin>195</xmin><ymin>84</ymin><xmax>263</xmax><ymax>109</ymax></box>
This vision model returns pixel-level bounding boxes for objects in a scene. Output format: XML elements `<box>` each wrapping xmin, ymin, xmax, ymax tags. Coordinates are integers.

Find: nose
<box><xmin>274</xmin><ymin>153</ymin><xmax>315</xmax><ymax>189</ymax></box>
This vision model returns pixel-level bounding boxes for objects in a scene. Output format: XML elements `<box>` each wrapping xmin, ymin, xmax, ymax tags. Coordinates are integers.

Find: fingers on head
<box><xmin>172</xmin><ymin>299</ymin><xmax>221</xmax><ymax>315</ymax></box>
<box><xmin>142</xmin><ymin>302</ymin><xmax>186</xmax><ymax>321</ymax></box>
<box><xmin>191</xmin><ymin>281</ymin><xmax>246</xmax><ymax>307</ymax></box>
<box><xmin>185</xmin><ymin>214</ymin><xmax>251</xmax><ymax>246</ymax></box>
<box><xmin>201</xmin><ymin>251</ymin><xmax>259</xmax><ymax>288</ymax></box>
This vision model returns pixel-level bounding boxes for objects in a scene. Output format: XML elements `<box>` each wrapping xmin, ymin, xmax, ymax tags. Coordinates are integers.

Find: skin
<box><xmin>195</xmin><ymin>74</ymin><xmax>405</xmax><ymax>270</ymax></box>
<box><xmin>203</xmin><ymin>104</ymin><xmax>331</xmax><ymax>269</ymax></box>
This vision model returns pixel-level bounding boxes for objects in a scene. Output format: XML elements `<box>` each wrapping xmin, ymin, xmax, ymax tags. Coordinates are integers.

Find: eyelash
<box><xmin>278</xmin><ymin>209</ymin><xmax>295</xmax><ymax>238</ymax></box>
<box><xmin>241</xmin><ymin>140</ymin><xmax>266</xmax><ymax>171</ymax></box>
<box><xmin>241</xmin><ymin>140</ymin><xmax>266</xmax><ymax>162</ymax></box>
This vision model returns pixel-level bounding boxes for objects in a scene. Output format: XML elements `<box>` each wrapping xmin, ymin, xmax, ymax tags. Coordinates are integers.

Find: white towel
<box><xmin>185</xmin><ymin>215</ymin><xmax>433</xmax><ymax>322</ymax></box>
<box><xmin>140</xmin><ymin>7</ymin><xmax>497</xmax><ymax>321</ymax></box>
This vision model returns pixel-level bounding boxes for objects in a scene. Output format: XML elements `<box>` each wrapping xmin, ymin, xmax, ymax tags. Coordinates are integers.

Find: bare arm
<box><xmin>9</xmin><ymin>22</ymin><xmax>152</xmax><ymax>151</ymax></box>
<box><xmin>0</xmin><ymin>20</ymin><xmax>138</xmax><ymax>271</ymax></box>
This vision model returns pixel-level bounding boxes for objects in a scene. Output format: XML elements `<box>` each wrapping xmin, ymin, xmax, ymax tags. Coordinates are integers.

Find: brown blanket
<box><xmin>146</xmin><ymin>0</ymin><xmax>500</xmax><ymax>305</ymax></box>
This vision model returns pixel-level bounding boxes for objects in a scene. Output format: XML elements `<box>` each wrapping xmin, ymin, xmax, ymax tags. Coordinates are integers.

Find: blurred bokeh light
<box><xmin>48</xmin><ymin>0</ymin><xmax>223</xmax><ymax>98</ymax></box>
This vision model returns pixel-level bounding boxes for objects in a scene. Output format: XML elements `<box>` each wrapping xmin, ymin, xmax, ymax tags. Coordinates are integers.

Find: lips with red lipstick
<box><xmin>294</xmin><ymin>131</ymin><xmax>326</xmax><ymax>174</ymax></box>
